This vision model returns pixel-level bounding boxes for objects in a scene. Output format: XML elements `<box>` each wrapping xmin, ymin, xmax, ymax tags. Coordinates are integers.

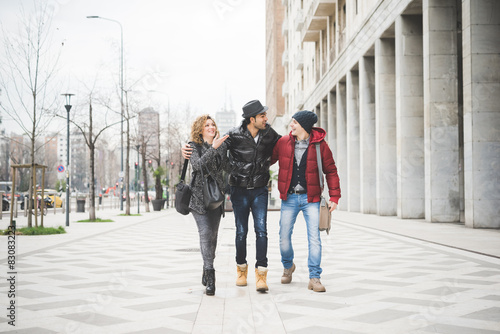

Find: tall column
<box><xmin>359</xmin><ymin>56</ymin><xmax>377</xmax><ymax>214</ymax></box>
<box><xmin>347</xmin><ymin>70</ymin><xmax>360</xmax><ymax>212</ymax></box>
<box><xmin>320</xmin><ymin>98</ymin><xmax>328</xmax><ymax>129</ymax></box>
<box><xmin>395</xmin><ymin>15</ymin><xmax>425</xmax><ymax>219</ymax></box>
<box><xmin>336</xmin><ymin>82</ymin><xmax>348</xmax><ymax>210</ymax></box>
<box><xmin>423</xmin><ymin>0</ymin><xmax>460</xmax><ymax>222</ymax></box>
<box><xmin>375</xmin><ymin>38</ymin><xmax>397</xmax><ymax>216</ymax></box>
<box><xmin>327</xmin><ymin>91</ymin><xmax>337</xmax><ymax>151</ymax></box>
<box><xmin>462</xmin><ymin>0</ymin><xmax>500</xmax><ymax>228</ymax></box>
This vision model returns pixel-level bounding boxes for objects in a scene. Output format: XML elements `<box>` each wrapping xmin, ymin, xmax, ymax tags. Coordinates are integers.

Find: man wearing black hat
<box><xmin>271</xmin><ymin>110</ymin><xmax>341</xmax><ymax>292</ymax></box>
<box><xmin>182</xmin><ymin>100</ymin><xmax>280</xmax><ymax>292</ymax></box>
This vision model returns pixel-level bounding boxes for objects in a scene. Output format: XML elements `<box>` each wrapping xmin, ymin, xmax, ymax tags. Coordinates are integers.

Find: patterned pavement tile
<box><xmin>417</xmin><ymin>323</ymin><xmax>500</xmax><ymax>334</ymax></box>
<box><xmin>1</xmin><ymin>210</ymin><xmax>499</xmax><ymax>334</ymax></box>
<box><xmin>58</xmin><ymin>313</ymin><xmax>131</xmax><ymax>326</ymax></box>
<box><xmin>346</xmin><ymin>309</ymin><xmax>415</xmax><ymax>324</ymax></box>
<box><xmin>2</xmin><ymin>328</ymin><xmax>58</xmax><ymax>334</ymax></box>
<box><xmin>463</xmin><ymin>307</ymin><xmax>500</xmax><ymax>321</ymax></box>
<box><xmin>289</xmin><ymin>326</ymin><xmax>363</xmax><ymax>334</ymax></box>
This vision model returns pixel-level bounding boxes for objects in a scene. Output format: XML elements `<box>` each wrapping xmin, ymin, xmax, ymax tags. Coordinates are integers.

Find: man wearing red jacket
<box><xmin>271</xmin><ymin>110</ymin><xmax>341</xmax><ymax>292</ymax></box>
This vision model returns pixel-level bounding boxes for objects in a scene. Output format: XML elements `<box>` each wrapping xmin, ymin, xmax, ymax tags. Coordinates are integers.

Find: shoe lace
<box><xmin>256</xmin><ymin>271</ymin><xmax>266</xmax><ymax>283</ymax></box>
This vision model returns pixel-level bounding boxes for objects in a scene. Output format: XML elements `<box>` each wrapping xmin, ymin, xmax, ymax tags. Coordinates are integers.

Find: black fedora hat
<box><xmin>242</xmin><ymin>100</ymin><xmax>268</xmax><ymax>118</ymax></box>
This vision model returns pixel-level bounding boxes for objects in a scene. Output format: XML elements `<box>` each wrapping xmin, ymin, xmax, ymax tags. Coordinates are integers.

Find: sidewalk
<box><xmin>333</xmin><ymin>211</ymin><xmax>500</xmax><ymax>259</ymax></box>
<box><xmin>0</xmin><ymin>208</ymin><xmax>499</xmax><ymax>333</ymax></box>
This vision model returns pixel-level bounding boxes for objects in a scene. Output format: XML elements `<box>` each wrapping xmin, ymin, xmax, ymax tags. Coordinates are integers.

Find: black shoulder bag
<box><xmin>175</xmin><ymin>159</ymin><xmax>192</xmax><ymax>215</ymax></box>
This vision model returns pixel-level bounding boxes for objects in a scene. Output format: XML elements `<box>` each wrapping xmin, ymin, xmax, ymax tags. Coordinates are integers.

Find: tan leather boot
<box><xmin>255</xmin><ymin>267</ymin><xmax>269</xmax><ymax>292</ymax></box>
<box><xmin>281</xmin><ymin>263</ymin><xmax>296</xmax><ymax>284</ymax></box>
<box><xmin>308</xmin><ymin>278</ymin><xmax>326</xmax><ymax>292</ymax></box>
<box><xmin>236</xmin><ymin>264</ymin><xmax>248</xmax><ymax>286</ymax></box>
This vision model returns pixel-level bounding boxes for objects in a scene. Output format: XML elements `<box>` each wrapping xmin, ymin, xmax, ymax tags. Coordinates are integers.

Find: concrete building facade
<box><xmin>266</xmin><ymin>0</ymin><xmax>286</xmax><ymax>123</ymax></box>
<box><xmin>138</xmin><ymin>107</ymin><xmax>160</xmax><ymax>160</ymax></box>
<box><xmin>268</xmin><ymin>0</ymin><xmax>500</xmax><ymax>228</ymax></box>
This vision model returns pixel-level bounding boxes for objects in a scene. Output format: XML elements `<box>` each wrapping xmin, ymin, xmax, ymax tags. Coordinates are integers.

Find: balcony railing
<box><xmin>282</xmin><ymin>20</ymin><xmax>289</xmax><ymax>36</ymax></box>
<box><xmin>282</xmin><ymin>50</ymin><xmax>289</xmax><ymax>66</ymax></box>
<box><xmin>295</xmin><ymin>91</ymin><xmax>304</xmax><ymax>109</ymax></box>
<box><xmin>310</xmin><ymin>0</ymin><xmax>336</xmax><ymax>17</ymax></box>
<box><xmin>302</xmin><ymin>29</ymin><xmax>320</xmax><ymax>42</ymax></box>
<box><xmin>295</xmin><ymin>50</ymin><xmax>304</xmax><ymax>70</ymax></box>
<box><xmin>282</xmin><ymin>82</ymin><xmax>289</xmax><ymax>97</ymax></box>
<box><xmin>294</xmin><ymin>9</ymin><xmax>304</xmax><ymax>31</ymax></box>
<box><xmin>302</xmin><ymin>0</ymin><xmax>335</xmax><ymax>43</ymax></box>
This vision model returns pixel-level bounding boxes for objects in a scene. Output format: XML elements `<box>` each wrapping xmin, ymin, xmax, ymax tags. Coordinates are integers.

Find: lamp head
<box><xmin>86</xmin><ymin>16</ymin><xmax>99</xmax><ymax>19</ymax></box>
<box><xmin>61</xmin><ymin>93</ymin><xmax>74</xmax><ymax>105</ymax></box>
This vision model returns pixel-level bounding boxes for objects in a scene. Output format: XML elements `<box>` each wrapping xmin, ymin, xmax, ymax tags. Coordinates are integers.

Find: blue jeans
<box><xmin>230</xmin><ymin>186</ymin><xmax>269</xmax><ymax>268</ymax></box>
<box><xmin>280</xmin><ymin>194</ymin><xmax>322</xmax><ymax>278</ymax></box>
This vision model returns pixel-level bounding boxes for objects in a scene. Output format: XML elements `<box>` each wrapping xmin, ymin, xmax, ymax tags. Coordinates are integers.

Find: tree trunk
<box><xmin>27</xmin><ymin>94</ymin><xmax>37</xmax><ymax>228</ymax></box>
<box><xmin>155</xmin><ymin>123</ymin><xmax>162</xmax><ymax>200</ymax></box>
<box><xmin>27</xmin><ymin>170</ymin><xmax>33</xmax><ymax>228</ymax></box>
<box><xmin>141</xmin><ymin>142</ymin><xmax>150</xmax><ymax>212</ymax></box>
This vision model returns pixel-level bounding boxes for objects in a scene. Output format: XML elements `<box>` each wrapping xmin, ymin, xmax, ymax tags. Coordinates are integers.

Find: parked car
<box><xmin>2</xmin><ymin>195</ymin><xmax>9</xmax><ymax>211</ymax></box>
<box><xmin>45</xmin><ymin>195</ymin><xmax>63</xmax><ymax>208</ymax></box>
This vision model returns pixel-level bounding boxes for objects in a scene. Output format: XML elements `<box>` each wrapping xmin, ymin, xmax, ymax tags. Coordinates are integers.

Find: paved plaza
<box><xmin>0</xmin><ymin>208</ymin><xmax>499</xmax><ymax>333</ymax></box>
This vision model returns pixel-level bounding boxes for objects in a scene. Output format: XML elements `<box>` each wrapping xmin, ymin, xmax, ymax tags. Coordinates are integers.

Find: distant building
<box><xmin>9</xmin><ymin>134</ymin><xmax>30</xmax><ymax>190</ymax></box>
<box><xmin>43</xmin><ymin>134</ymin><xmax>59</xmax><ymax>187</ymax></box>
<box><xmin>71</xmin><ymin>128</ymin><xmax>88</xmax><ymax>192</ymax></box>
<box><xmin>9</xmin><ymin>134</ymin><xmax>28</xmax><ymax>165</ymax></box>
<box><xmin>138</xmin><ymin>107</ymin><xmax>160</xmax><ymax>160</ymax></box>
<box><xmin>215</xmin><ymin>109</ymin><xmax>237</xmax><ymax>135</ymax></box>
<box><xmin>56</xmin><ymin>134</ymin><xmax>67</xmax><ymax>166</ymax></box>
<box><xmin>0</xmin><ymin>128</ymin><xmax>9</xmax><ymax>181</ymax></box>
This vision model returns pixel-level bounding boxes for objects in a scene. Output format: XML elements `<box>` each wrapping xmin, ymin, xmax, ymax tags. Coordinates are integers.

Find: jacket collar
<box><xmin>288</xmin><ymin>127</ymin><xmax>326</xmax><ymax>144</ymax></box>
<box><xmin>240</xmin><ymin>122</ymin><xmax>270</xmax><ymax>140</ymax></box>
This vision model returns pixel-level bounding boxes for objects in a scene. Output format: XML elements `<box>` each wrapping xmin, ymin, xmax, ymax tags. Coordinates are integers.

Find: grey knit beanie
<box><xmin>292</xmin><ymin>110</ymin><xmax>318</xmax><ymax>133</ymax></box>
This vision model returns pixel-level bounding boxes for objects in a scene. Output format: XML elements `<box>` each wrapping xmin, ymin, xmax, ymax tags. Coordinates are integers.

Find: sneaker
<box><xmin>308</xmin><ymin>278</ymin><xmax>326</xmax><ymax>292</ymax></box>
<box><xmin>281</xmin><ymin>263</ymin><xmax>296</xmax><ymax>284</ymax></box>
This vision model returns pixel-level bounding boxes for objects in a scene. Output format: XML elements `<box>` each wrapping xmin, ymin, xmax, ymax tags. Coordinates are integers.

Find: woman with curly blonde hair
<box><xmin>188</xmin><ymin>114</ymin><xmax>229</xmax><ymax>296</ymax></box>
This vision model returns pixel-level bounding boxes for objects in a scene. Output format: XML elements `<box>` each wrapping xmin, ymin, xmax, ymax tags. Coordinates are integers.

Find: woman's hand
<box><xmin>212</xmin><ymin>134</ymin><xmax>229</xmax><ymax>149</ymax></box>
<box><xmin>181</xmin><ymin>144</ymin><xmax>192</xmax><ymax>159</ymax></box>
<box><xmin>328</xmin><ymin>201</ymin><xmax>337</xmax><ymax>213</ymax></box>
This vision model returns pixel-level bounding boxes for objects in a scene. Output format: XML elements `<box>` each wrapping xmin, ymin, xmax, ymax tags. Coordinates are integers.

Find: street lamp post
<box><xmin>62</xmin><ymin>93</ymin><xmax>74</xmax><ymax>227</ymax></box>
<box><xmin>87</xmin><ymin>15</ymin><xmax>124</xmax><ymax>210</ymax></box>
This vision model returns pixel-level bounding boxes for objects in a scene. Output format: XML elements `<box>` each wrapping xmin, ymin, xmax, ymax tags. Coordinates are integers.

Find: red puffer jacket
<box><xmin>271</xmin><ymin>127</ymin><xmax>341</xmax><ymax>204</ymax></box>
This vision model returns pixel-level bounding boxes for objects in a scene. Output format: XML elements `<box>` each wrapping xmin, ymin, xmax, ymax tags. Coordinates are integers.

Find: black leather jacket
<box><xmin>222</xmin><ymin>122</ymin><xmax>280</xmax><ymax>189</ymax></box>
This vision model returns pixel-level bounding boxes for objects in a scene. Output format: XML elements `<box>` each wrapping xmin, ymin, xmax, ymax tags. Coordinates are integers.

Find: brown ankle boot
<box><xmin>236</xmin><ymin>264</ymin><xmax>248</xmax><ymax>286</ymax></box>
<box><xmin>281</xmin><ymin>263</ymin><xmax>295</xmax><ymax>284</ymax></box>
<box><xmin>308</xmin><ymin>278</ymin><xmax>326</xmax><ymax>292</ymax></box>
<box><xmin>255</xmin><ymin>267</ymin><xmax>269</xmax><ymax>292</ymax></box>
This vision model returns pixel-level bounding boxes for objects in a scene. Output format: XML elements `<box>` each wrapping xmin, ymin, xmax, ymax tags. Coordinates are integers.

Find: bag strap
<box><xmin>180</xmin><ymin>159</ymin><xmax>189</xmax><ymax>181</ymax></box>
<box><xmin>315</xmin><ymin>143</ymin><xmax>323</xmax><ymax>189</ymax></box>
<box><xmin>193</xmin><ymin>144</ymin><xmax>206</xmax><ymax>179</ymax></box>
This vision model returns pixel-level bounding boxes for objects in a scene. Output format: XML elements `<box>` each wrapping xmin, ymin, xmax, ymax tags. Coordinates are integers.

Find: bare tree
<box><xmin>0</xmin><ymin>2</ymin><xmax>62</xmax><ymax>227</ymax></box>
<box><xmin>68</xmin><ymin>93</ymin><xmax>120</xmax><ymax>221</ymax></box>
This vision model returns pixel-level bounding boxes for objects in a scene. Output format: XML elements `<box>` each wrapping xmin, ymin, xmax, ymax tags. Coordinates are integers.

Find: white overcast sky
<box><xmin>0</xmin><ymin>0</ymin><xmax>265</xmax><ymax>134</ymax></box>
